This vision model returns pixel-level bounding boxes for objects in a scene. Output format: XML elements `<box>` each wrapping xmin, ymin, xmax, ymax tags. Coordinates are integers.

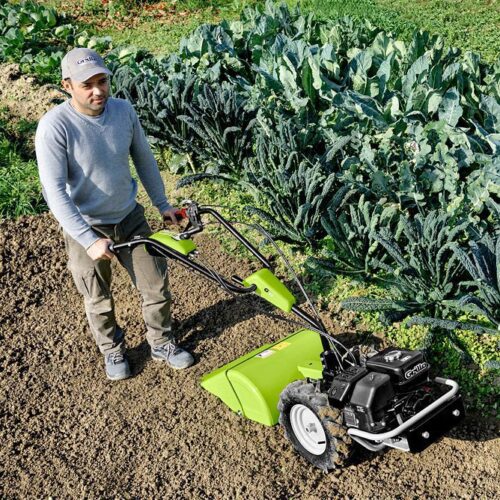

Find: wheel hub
<box><xmin>289</xmin><ymin>404</ymin><xmax>327</xmax><ymax>455</ymax></box>
<box><xmin>305</xmin><ymin>423</ymin><xmax>317</xmax><ymax>433</ymax></box>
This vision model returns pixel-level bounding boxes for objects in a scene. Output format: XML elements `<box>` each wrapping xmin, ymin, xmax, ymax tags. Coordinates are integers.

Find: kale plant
<box><xmin>244</xmin><ymin>115</ymin><xmax>336</xmax><ymax>246</ymax></box>
<box><xmin>308</xmin><ymin>186</ymin><xmax>400</xmax><ymax>276</ymax></box>
<box><xmin>340</xmin><ymin>210</ymin><xmax>469</xmax><ymax>321</ymax></box>
<box><xmin>113</xmin><ymin>61</ymin><xmax>200</xmax><ymax>156</ymax></box>
<box><xmin>176</xmin><ymin>82</ymin><xmax>256</xmax><ymax>184</ymax></box>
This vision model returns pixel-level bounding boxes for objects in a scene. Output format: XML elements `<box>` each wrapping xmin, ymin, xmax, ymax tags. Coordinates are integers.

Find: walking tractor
<box><xmin>112</xmin><ymin>201</ymin><xmax>465</xmax><ymax>470</ymax></box>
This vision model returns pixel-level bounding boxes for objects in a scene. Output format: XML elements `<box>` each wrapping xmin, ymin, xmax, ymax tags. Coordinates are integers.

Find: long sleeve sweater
<box><xmin>35</xmin><ymin>97</ymin><xmax>170</xmax><ymax>249</ymax></box>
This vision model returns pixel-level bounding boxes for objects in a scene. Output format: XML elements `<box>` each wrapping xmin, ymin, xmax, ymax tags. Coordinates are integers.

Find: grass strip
<box><xmin>292</xmin><ymin>0</ymin><xmax>499</xmax><ymax>63</ymax></box>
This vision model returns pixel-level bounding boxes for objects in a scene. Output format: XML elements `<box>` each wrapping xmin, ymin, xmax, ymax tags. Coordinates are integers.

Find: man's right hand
<box><xmin>86</xmin><ymin>238</ymin><xmax>115</xmax><ymax>261</ymax></box>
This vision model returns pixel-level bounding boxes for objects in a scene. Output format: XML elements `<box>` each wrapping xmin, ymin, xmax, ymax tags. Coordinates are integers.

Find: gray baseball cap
<box><xmin>61</xmin><ymin>48</ymin><xmax>112</xmax><ymax>82</ymax></box>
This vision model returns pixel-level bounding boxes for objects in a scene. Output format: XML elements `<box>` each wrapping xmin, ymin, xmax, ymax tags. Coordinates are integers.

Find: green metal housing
<box><xmin>242</xmin><ymin>268</ymin><xmax>296</xmax><ymax>312</ymax></box>
<box><xmin>147</xmin><ymin>227</ymin><xmax>322</xmax><ymax>427</ymax></box>
<box><xmin>149</xmin><ymin>230</ymin><xmax>197</xmax><ymax>255</ymax></box>
<box><xmin>200</xmin><ymin>329</ymin><xmax>324</xmax><ymax>426</ymax></box>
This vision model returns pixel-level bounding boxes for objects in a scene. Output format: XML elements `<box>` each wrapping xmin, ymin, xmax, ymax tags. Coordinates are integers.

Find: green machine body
<box><xmin>200</xmin><ymin>329</ymin><xmax>324</xmax><ymax>426</ymax></box>
<box><xmin>149</xmin><ymin>230</ymin><xmax>196</xmax><ymax>255</ymax></box>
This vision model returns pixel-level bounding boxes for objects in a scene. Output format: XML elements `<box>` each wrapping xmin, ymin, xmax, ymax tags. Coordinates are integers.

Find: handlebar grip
<box><xmin>175</xmin><ymin>208</ymin><xmax>187</xmax><ymax>221</ymax></box>
<box><xmin>163</xmin><ymin>209</ymin><xmax>186</xmax><ymax>223</ymax></box>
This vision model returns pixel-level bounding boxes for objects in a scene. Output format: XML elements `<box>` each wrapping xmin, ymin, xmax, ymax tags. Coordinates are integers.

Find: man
<box><xmin>35</xmin><ymin>47</ymin><xmax>194</xmax><ymax>381</ymax></box>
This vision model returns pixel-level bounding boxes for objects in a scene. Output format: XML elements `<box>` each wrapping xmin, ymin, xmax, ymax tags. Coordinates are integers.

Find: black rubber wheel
<box><xmin>278</xmin><ymin>379</ymin><xmax>355</xmax><ymax>471</ymax></box>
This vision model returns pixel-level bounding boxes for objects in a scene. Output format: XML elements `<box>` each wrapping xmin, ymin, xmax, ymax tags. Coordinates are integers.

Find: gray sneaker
<box><xmin>151</xmin><ymin>342</ymin><xmax>194</xmax><ymax>369</ymax></box>
<box><xmin>105</xmin><ymin>352</ymin><xmax>131</xmax><ymax>380</ymax></box>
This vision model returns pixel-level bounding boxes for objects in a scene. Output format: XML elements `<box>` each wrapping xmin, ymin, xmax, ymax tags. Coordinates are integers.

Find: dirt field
<box><xmin>0</xmin><ymin>63</ymin><xmax>499</xmax><ymax>498</ymax></box>
<box><xmin>0</xmin><ymin>213</ymin><xmax>498</xmax><ymax>499</ymax></box>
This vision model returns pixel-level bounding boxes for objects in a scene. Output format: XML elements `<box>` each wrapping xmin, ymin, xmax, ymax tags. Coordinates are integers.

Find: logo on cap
<box><xmin>77</xmin><ymin>56</ymin><xmax>98</xmax><ymax>65</ymax></box>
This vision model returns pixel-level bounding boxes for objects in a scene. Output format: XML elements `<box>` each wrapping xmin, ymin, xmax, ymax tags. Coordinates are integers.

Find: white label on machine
<box><xmin>256</xmin><ymin>349</ymin><xmax>275</xmax><ymax>359</ymax></box>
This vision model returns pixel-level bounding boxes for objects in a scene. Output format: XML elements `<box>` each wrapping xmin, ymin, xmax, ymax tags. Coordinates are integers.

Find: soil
<box><xmin>0</xmin><ymin>63</ymin><xmax>64</xmax><ymax>124</ymax></box>
<box><xmin>0</xmin><ymin>64</ymin><xmax>499</xmax><ymax>499</ymax></box>
<box><xmin>0</xmin><ymin>63</ymin><xmax>65</xmax><ymax>155</ymax></box>
<box><xmin>55</xmin><ymin>1</ymin><xmax>215</xmax><ymax>32</ymax></box>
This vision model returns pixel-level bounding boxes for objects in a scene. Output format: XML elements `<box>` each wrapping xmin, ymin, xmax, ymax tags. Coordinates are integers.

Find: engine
<box><xmin>328</xmin><ymin>347</ymin><xmax>435</xmax><ymax>433</ymax></box>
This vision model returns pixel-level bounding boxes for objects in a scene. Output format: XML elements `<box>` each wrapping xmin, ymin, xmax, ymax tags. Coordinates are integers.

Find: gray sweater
<box><xmin>35</xmin><ymin>97</ymin><xmax>170</xmax><ymax>249</ymax></box>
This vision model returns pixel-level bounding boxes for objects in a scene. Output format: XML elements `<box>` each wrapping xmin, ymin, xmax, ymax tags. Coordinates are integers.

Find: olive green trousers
<box><xmin>63</xmin><ymin>203</ymin><xmax>172</xmax><ymax>355</ymax></box>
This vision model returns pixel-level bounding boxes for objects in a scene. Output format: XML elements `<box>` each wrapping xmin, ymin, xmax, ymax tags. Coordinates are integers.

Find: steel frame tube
<box><xmin>347</xmin><ymin>378</ymin><xmax>459</xmax><ymax>442</ymax></box>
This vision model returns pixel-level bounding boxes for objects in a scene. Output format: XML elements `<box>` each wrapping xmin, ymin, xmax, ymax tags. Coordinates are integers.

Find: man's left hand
<box><xmin>162</xmin><ymin>207</ymin><xmax>180</xmax><ymax>225</ymax></box>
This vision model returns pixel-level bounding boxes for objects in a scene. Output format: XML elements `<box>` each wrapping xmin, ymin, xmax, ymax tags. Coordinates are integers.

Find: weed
<box><xmin>0</xmin><ymin>137</ymin><xmax>46</xmax><ymax>218</ymax></box>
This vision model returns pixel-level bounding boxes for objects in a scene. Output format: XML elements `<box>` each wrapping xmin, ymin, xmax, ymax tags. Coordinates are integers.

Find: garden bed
<box><xmin>0</xmin><ymin>211</ymin><xmax>499</xmax><ymax>498</ymax></box>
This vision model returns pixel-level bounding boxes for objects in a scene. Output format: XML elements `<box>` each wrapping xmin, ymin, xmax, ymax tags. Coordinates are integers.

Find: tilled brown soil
<box><xmin>0</xmin><ymin>213</ymin><xmax>499</xmax><ymax>499</ymax></box>
<box><xmin>0</xmin><ymin>64</ymin><xmax>63</xmax><ymax>125</ymax></box>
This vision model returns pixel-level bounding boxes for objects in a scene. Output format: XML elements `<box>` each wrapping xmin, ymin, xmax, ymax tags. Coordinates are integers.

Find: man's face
<box><xmin>62</xmin><ymin>73</ymin><xmax>110</xmax><ymax>116</ymax></box>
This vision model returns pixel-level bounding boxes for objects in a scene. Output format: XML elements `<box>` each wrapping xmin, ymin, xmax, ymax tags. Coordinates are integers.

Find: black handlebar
<box><xmin>109</xmin><ymin>202</ymin><xmax>330</xmax><ymax>345</ymax></box>
<box><xmin>110</xmin><ymin>237</ymin><xmax>257</xmax><ymax>295</ymax></box>
<box><xmin>110</xmin><ymin>202</ymin><xmax>270</xmax><ymax>296</ymax></box>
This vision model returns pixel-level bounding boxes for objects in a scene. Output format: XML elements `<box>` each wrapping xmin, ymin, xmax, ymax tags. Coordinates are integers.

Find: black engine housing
<box><xmin>345</xmin><ymin>372</ymin><xmax>395</xmax><ymax>431</ymax></box>
<box><xmin>330</xmin><ymin>347</ymin><xmax>434</xmax><ymax>433</ymax></box>
<box><xmin>365</xmin><ymin>347</ymin><xmax>430</xmax><ymax>388</ymax></box>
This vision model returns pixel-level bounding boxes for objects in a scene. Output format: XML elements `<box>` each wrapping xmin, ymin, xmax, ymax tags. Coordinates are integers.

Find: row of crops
<box><xmin>1</xmin><ymin>1</ymin><xmax>499</xmax><ymax>403</ymax></box>
<box><xmin>0</xmin><ymin>0</ymin><xmax>116</xmax><ymax>81</ymax></box>
<box><xmin>110</xmin><ymin>2</ymin><xmax>500</xmax><ymax>347</ymax></box>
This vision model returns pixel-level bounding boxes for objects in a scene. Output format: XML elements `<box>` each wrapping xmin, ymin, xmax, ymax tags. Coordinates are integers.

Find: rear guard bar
<box><xmin>347</xmin><ymin>378</ymin><xmax>462</xmax><ymax>452</ymax></box>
